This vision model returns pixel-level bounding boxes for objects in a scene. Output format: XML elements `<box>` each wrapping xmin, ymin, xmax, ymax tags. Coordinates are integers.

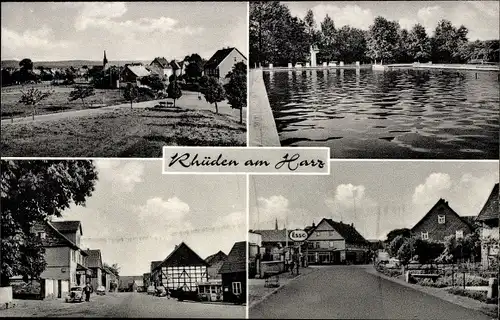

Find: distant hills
<box><xmin>1</xmin><ymin>60</ymin><xmax>152</xmax><ymax>69</ymax></box>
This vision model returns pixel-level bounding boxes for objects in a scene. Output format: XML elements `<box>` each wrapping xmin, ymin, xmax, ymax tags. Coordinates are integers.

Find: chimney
<box><xmin>351</xmin><ymin>223</ymin><xmax>354</xmax><ymax>227</ymax></box>
<box><xmin>312</xmin><ymin>222</ymin><xmax>316</xmax><ymax>228</ymax></box>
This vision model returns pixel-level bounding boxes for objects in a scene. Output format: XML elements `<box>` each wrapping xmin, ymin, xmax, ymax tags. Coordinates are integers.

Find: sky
<box><xmin>284</xmin><ymin>1</ymin><xmax>499</xmax><ymax>41</ymax></box>
<box><xmin>54</xmin><ymin>159</ymin><xmax>246</xmax><ymax>276</ymax></box>
<box><xmin>1</xmin><ymin>2</ymin><xmax>248</xmax><ymax>61</ymax></box>
<box><xmin>250</xmin><ymin>161</ymin><xmax>498</xmax><ymax>241</ymax></box>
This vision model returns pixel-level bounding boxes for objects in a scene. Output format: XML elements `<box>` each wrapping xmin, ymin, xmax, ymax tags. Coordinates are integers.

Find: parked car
<box><xmin>65</xmin><ymin>286</ymin><xmax>84</xmax><ymax>303</ymax></box>
<box><xmin>147</xmin><ymin>286</ymin><xmax>155</xmax><ymax>295</ymax></box>
<box><xmin>96</xmin><ymin>286</ymin><xmax>106</xmax><ymax>295</ymax></box>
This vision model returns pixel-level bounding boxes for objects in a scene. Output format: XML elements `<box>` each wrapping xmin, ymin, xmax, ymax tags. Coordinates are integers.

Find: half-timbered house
<box><xmin>152</xmin><ymin>242</ymin><xmax>209</xmax><ymax>293</ymax></box>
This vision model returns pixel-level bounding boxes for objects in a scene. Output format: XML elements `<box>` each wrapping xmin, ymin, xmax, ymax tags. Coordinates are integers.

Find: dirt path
<box><xmin>1</xmin><ymin>91</ymin><xmax>245</xmax><ymax>125</ymax></box>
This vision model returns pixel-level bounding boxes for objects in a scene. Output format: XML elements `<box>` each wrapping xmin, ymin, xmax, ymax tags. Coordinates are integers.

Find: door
<box><xmin>57</xmin><ymin>280</ymin><xmax>62</xmax><ymax>298</ymax></box>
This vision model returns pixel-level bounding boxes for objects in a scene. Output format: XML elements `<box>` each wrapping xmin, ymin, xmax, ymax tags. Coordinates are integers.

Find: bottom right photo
<box><xmin>248</xmin><ymin>161</ymin><xmax>498</xmax><ymax>320</ymax></box>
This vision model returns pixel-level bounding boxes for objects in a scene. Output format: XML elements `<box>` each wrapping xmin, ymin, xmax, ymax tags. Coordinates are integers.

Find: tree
<box><xmin>366</xmin><ymin>16</ymin><xmax>400</xmax><ymax>64</ymax></box>
<box><xmin>1</xmin><ymin>160</ymin><xmax>98</xmax><ymax>286</ymax></box>
<box><xmin>19</xmin><ymin>58</ymin><xmax>33</xmax><ymax>72</ymax></box>
<box><xmin>413</xmin><ymin>239</ymin><xmax>444</xmax><ymax>264</ymax></box>
<box><xmin>63</xmin><ymin>68</ymin><xmax>76</xmax><ymax>85</ymax></box>
<box><xmin>408</xmin><ymin>24</ymin><xmax>431</xmax><ymax>62</ymax></box>
<box><xmin>142</xmin><ymin>74</ymin><xmax>165</xmax><ymax>92</ymax></box>
<box><xmin>249</xmin><ymin>1</ymin><xmax>309</xmax><ymax>66</ymax></box>
<box><xmin>69</xmin><ymin>85</ymin><xmax>95</xmax><ymax>107</ymax></box>
<box><xmin>388</xmin><ymin>235</ymin><xmax>407</xmax><ymax>258</ymax></box>
<box><xmin>103</xmin><ymin>263</ymin><xmax>120</xmax><ymax>276</ymax></box>
<box><xmin>304</xmin><ymin>9</ymin><xmax>321</xmax><ymax>47</ymax></box>
<box><xmin>395</xmin><ymin>28</ymin><xmax>411</xmax><ymax>63</ymax></box>
<box><xmin>318</xmin><ymin>14</ymin><xmax>337</xmax><ymax>63</ymax></box>
<box><xmin>439</xmin><ymin>233</ymin><xmax>481</xmax><ymax>263</ymax></box>
<box><xmin>385</xmin><ymin>228</ymin><xmax>411</xmax><ymax>244</ymax></box>
<box><xmin>203</xmin><ymin>77</ymin><xmax>225</xmax><ymax>114</ymax></box>
<box><xmin>397</xmin><ymin>237</ymin><xmax>417</xmax><ymax>266</ymax></box>
<box><xmin>19</xmin><ymin>88</ymin><xmax>53</xmax><ymax>120</ymax></box>
<box><xmin>224</xmin><ymin>62</ymin><xmax>247</xmax><ymax>124</ymax></box>
<box><xmin>166</xmin><ymin>79</ymin><xmax>182</xmax><ymax>107</ymax></box>
<box><xmin>184</xmin><ymin>53</ymin><xmax>204</xmax><ymax>81</ymax></box>
<box><xmin>432</xmin><ymin>19</ymin><xmax>462</xmax><ymax>63</ymax></box>
<box><xmin>123</xmin><ymin>83</ymin><xmax>139</xmax><ymax>109</ymax></box>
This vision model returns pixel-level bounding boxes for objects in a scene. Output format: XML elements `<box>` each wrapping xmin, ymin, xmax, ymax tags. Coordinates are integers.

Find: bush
<box><xmin>446</xmin><ymin>288</ymin><xmax>489</xmax><ymax>302</ymax></box>
<box><xmin>415</xmin><ymin>273</ymin><xmax>489</xmax><ymax>288</ymax></box>
<box><xmin>375</xmin><ymin>264</ymin><xmax>402</xmax><ymax>278</ymax></box>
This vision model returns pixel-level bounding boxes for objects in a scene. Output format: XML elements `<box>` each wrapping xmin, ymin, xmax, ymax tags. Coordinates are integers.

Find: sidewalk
<box><xmin>364</xmin><ymin>266</ymin><xmax>498</xmax><ymax>318</ymax></box>
<box><xmin>249</xmin><ymin>69</ymin><xmax>280</xmax><ymax>146</ymax></box>
<box><xmin>249</xmin><ymin>266</ymin><xmax>317</xmax><ymax>308</ymax></box>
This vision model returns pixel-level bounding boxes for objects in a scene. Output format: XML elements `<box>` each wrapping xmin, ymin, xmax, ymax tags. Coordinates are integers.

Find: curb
<box><xmin>248</xmin><ymin>270</ymin><xmax>313</xmax><ymax>309</ymax></box>
<box><xmin>180</xmin><ymin>300</ymin><xmax>245</xmax><ymax>307</ymax></box>
<box><xmin>365</xmin><ymin>268</ymin><xmax>498</xmax><ymax>318</ymax></box>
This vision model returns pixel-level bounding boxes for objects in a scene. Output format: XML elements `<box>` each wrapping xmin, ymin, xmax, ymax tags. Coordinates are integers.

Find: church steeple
<box><xmin>103</xmin><ymin>50</ymin><xmax>108</xmax><ymax>69</ymax></box>
<box><xmin>275</xmin><ymin>218</ymin><xmax>278</xmax><ymax>230</ymax></box>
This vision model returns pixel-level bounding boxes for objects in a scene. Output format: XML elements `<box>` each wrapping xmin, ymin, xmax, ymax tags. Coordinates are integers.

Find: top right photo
<box><xmin>249</xmin><ymin>1</ymin><xmax>499</xmax><ymax>159</ymax></box>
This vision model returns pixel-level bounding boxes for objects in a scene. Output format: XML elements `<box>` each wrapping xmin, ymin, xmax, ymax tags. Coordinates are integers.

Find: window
<box><xmin>315</xmin><ymin>232</ymin><xmax>320</xmax><ymax>237</ymax></box>
<box><xmin>456</xmin><ymin>230</ymin><xmax>464</xmax><ymax>239</ymax></box>
<box><xmin>421</xmin><ymin>232</ymin><xmax>429</xmax><ymax>240</ymax></box>
<box><xmin>315</xmin><ymin>242</ymin><xmax>320</xmax><ymax>249</ymax></box>
<box><xmin>232</xmin><ymin>282</ymin><xmax>242</xmax><ymax>295</ymax></box>
<box><xmin>329</xmin><ymin>241</ymin><xmax>335</xmax><ymax>248</ymax></box>
<box><xmin>328</xmin><ymin>231</ymin><xmax>334</xmax><ymax>236</ymax></box>
<box><xmin>38</xmin><ymin>232</ymin><xmax>46</xmax><ymax>239</ymax></box>
<box><xmin>438</xmin><ymin>215</ymin><xmax>445</xmax><ymax>224</ymax></box>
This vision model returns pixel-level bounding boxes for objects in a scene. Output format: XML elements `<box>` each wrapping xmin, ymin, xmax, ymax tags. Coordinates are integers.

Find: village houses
<box><xmin>30</xmin><ymin>220</ymin><xmax>91</xmax><ymax>299</ymax></box>
<box><xmin>219</xmin><ymin>241</ymin><xmax>246</xmax><ymax>304</ymax></box>
<box><xmin>411</xmin><ymin>198</ymin><xmax>476</xmax><ymax>242</ymax></box>
<box><xmin>204</xmin><ymin>47</ymin><xmax>246</xmax><ymax>82</ymax></box>
<box><xmin>476</xmin><ymin>183</ymin><xmax>499</xmax><ymax>268</ymax></box>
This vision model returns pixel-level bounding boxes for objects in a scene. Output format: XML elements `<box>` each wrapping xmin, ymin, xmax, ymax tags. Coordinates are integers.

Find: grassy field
<box><xmin>1</xmin><ymin>107</ymin><xmax>246</xmax><ymax>157</ymax></box>
<box><xmin>1</xmin><ymin>83</ymin><xmax>127</xmax><ymax>119</ymax></box>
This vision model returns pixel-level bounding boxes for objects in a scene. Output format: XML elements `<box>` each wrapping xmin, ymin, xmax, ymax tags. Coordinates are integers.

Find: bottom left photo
<box><xmin>0</xmin><ymin>159</ymin><xmax>247</xmax><ymax>318</ymax></box>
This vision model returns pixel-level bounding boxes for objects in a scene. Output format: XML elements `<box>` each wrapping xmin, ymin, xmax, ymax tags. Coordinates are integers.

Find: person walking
<box><xmin>84</xmin><ymin>283</ymin><xmax>93</xmax><ymax>302</ymax></box>
<box><xmin>289</xmin><ymin>259</ymin><xmax>295</xmax><ymax>275</ymax></box>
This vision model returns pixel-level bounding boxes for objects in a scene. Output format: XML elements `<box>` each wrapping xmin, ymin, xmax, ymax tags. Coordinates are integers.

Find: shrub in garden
<box><xmin>446</xmin><ymin>288</ymin><xmax>487</xmax><ymax>302</ymax></box>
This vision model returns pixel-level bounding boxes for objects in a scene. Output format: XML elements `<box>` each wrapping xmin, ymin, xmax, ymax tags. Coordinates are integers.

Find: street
<box><xmin>1</xmin><ymin>292</ymin><xmax>245</xmax><ymax>318</ymax></box>
<box><xmin>249</xmin><ymin>265</ymin><xmax>494</xmax><ymax>319</ymax></box>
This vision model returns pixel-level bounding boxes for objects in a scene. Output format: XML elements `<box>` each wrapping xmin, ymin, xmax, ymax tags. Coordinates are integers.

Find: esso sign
<box><xmin>289</xmin><ymin>230</ymin><xmax>307</xmax><ymax>242</ymax></box>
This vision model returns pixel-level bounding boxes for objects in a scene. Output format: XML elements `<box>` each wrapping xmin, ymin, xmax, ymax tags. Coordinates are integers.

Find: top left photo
<box><xmin>1</xmin><ymin>2</ymin><xmax>248</xmax><ymax>158</ymax></box>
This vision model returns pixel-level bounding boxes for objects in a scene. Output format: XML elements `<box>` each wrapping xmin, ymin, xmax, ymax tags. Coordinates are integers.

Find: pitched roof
<box><xmin>51</xmin><ymin>221</ymin><xmax>82</xmax><ymax>235</ymax></box>
<box><xmin>205</xmin><ymin>251</ymin><xmax>228</xmax><ymax>265</ymax></box>
<box><xmin>323</xmin><ymin>219</ymin><xmax>368</xmax><ymax>245</ymax></box>
<box><xmin>252</xmin><ymin>229</ymin><xmax>288</xmax><ymax>242</ymax></box>
<box><xmin>219</xmin><ymin>241</ymin><xmax>246</xmax><ymax>274</ymax></box>
<box><xmin>477</xmin><ymin>183</ymin><xmax>499</xmax><ymax>221</ymax></box>
<box><xmin>84</xmin><ymin>249</ymin><xmax>103</xmax><ymax>269</ymax></box>
<box><xmin>153</xmin><ymin>242</ymin><xmax>209</xmax><ymax>271</ymax></box>
<box><xmin>125</xmin><ymin>65</ymin><xmax>150</xmax><ymax>77</ymax></box>
<box><xmin>411</xmin><ymin>198</ymin><xmax>474</xmax><ymax>231</ymax></box>
<box><xmin>170</xmin><ymin>60</ymin><xmax>181</xmax><ymax>70</ymax></box>
<box><xmin>151</xmin><ymin>261</ymin><xmax>162</xmax><ymax>272</ymax></box>
<box><xmin>151</xmin><ymin>57</ymin><xmax>170</xmax><ymax>68</ymax></box>
<box><xmin>45</xmin><ymin>221</ymin><xmax>87</xmax><ymax>255</ymax></box>
<box><xmin>204</xmin><ymin>47</ymin><xmax>246</xmax><ymax>70</ymax></box>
